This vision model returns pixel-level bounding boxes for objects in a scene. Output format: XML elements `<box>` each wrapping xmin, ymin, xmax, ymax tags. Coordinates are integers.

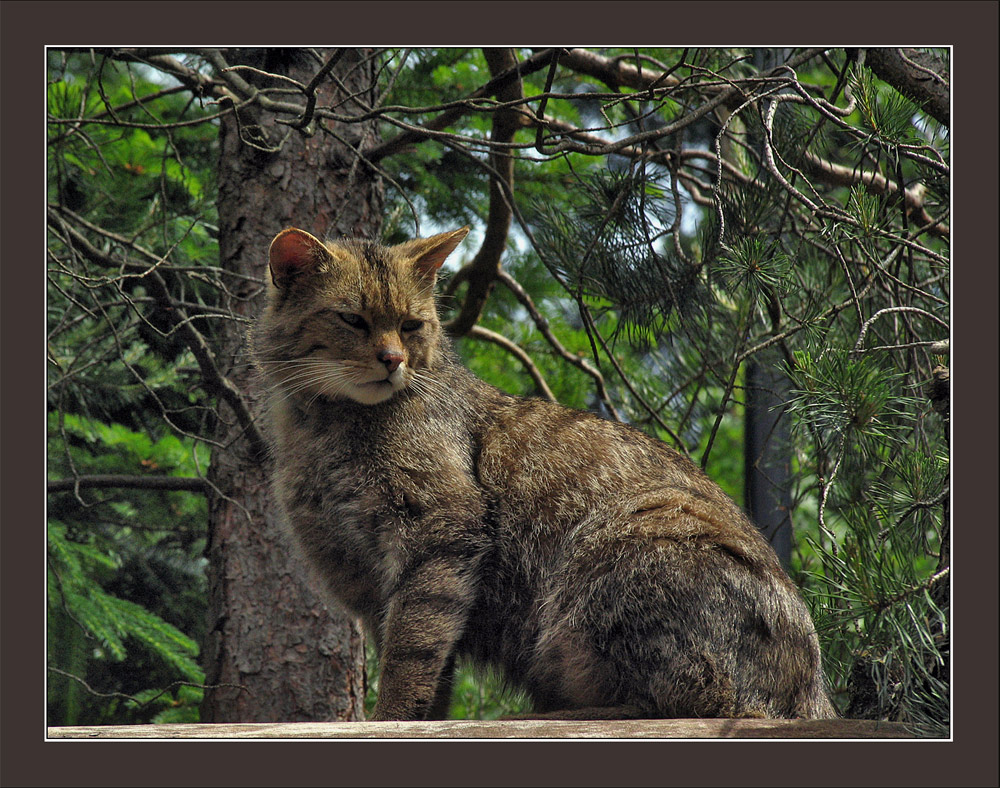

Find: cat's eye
<box><xmin>339</xmin><ymin>312</ymin><xmax>367</xmax><ymax>330</ymax></box>
<box><xmin>401</xmin><ymin>319</ymin><xmax>424</xmax><ymax>332</ymax></box>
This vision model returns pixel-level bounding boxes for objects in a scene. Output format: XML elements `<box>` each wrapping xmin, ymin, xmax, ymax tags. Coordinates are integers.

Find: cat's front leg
<box><xmin>368</xmin><ymin>540</ymin><xmax>485</xmax><ymax>721</ymax></box>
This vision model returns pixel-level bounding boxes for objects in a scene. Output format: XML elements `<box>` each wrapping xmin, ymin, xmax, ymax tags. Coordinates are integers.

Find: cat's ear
<box><xmin>268</xmin><ymin>228</ymin><xmax>330</xmax><ymax>288</ymax></box>
<box><xmin>401</xmin><ymin>227</ymin><xmax>470</xmax><ymax>279</ymax></box>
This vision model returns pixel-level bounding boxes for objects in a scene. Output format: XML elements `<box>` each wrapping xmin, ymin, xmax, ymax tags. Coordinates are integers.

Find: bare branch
<box><xmin>554</xmin><ymin>47</ymin><xmax>683</xmax><ymax>92</ymax></box>
<box><xmin>366</xmin><ymin>49</ymin><xmax>557</xmax><ymax>163</ymax></box>
<box><xmin>466</xmin><ymin>325</ymin><xmax>556</xmax><ymax>402</ymax></box>
<box><xmin>494</xmin><ymin>269</ymin><xmax>619</xmax><ymax>414</ymax></box>
<box><xmin>445</xmin><ymin>49</ymin><xmax>523</xmax><ymax>338</ymax></box>
<box><xmin>49</xmin><ymin>475</ymin><xmax>210</xmax><ymax>494</ymax></box>
<box><xmin>802</xmin><ymin>151</ymin><xmax>948</xmax><ymax>237</ymax></box>
<box><xmin>291</xmin><ymin>49</ymin><xmax>345</xmax><ymax>131</ymax></box>
<box><xmin>852</xmin><ymin>306</ymin><xmax>949</xmax><ymax>355</ymax></box>
<box><xmin>102</xmin><ymin>49</ymin><xmax>222</xmax><ymax>99</ymax></box>
<box><xmin>48</xmin><ymin>666</ymin><xmax>249</xmax><ymax>708</ymax></box>
<box><xmin>48</xmin><ymin>210</ymin><xmax>268</xmax><ymax>457</ymax></box>
<box><xmin>555</xmin><ymin>47</ymin><xmax>828</xmax><ymax>104</ymax></box>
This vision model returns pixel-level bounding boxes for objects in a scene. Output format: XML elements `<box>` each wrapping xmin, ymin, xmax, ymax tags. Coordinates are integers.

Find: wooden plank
<box><xmin>47</xmin><ymin>718</ymin><xmax>923</xmax><ymax>739</ymax></box>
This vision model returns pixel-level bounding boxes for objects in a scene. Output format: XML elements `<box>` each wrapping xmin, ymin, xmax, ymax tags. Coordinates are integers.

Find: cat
<box><xmin>252</xmin><ymin>225</ymin><xmax>836</xmax><ymax>722</ymax></box>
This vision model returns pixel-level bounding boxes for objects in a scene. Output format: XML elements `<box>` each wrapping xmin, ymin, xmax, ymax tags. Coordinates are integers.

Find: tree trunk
<box><xmin>201</xmin><ymin>48</ymin><xmax>384</xmax><ymax>722</ymax></box>
<box><xmin>742</xmin><ymin>50</ymin><xmax>795</xmax><ymax>570</ymax></box>
<box><xmin>744</xmin><ymin>349</ymin><xmax>793</xmax><ymax>568</ymax></box>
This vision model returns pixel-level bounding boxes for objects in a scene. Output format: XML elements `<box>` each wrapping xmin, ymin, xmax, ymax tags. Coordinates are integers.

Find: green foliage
<box><xmin>449</xmin><ymin>661</ymin><xmax>530</xmax><ymax>720</ymax></box>
<box><xmin>807</xmin><ymin>487</ymin><xmax>947</xmax><ymax>734</ymax></box>
<box><xmin>48</xmin><ymin>410</ymin><xmax>209</xmax><ymax>725</ymax></box>
<box><xmin>48</xmin><ymin>53</ymin><xmax>216</xmax><ymax>726</ymax></box>
<box><xmin>364</xmin><ymin>645</ymin><xmax>529</xmax><ymax>721</ymax></box>
<box><xmin>49</xmin><ymin>47</ymin><xmax>950</xmax><ymax>731</ymax></box>
<box><xmin>529</xmin><ymin>167</ymin><xmax>700</xmax><ymax>347</ymax></box>
<box><xmin>787</xmin><ymin>351</ymin><xmax>917</xmax><ymax>451</ymax></box>
<box><xmin>851</xmin><ymin>67</ymin><xmax>923</xmax><ymax>147</ymax></box>
<box><xmin>48</xmin><ymin>523</ymin><xmax>202</xmax><ymax>678</ymax></box>
<box><xmin>48</xmin><ymin>509</ymin><xmax>206</xmax><ymax>724</ymax></box>
<box><xmin>717</xmin><ymin>236</ymin><xmax>793</xmax><ymax>308</ymax></box>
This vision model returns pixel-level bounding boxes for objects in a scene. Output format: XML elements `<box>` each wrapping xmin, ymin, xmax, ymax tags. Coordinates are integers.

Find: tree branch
<box><xmin>858</xmin><ymin>48</ymin><xmax>949</xmax><ymax>127</ymax></box>
<box><xmin>101</xmin><ymin>49</ymin><xmax>223</xmax><ymax>100</ymax></box>
<box><xmin>365</xmin><ymin>49</ymin><xmax>556</xmax><ymax>163</ymax></box>
<box><xmin>554</xmin><ymin>47</ymin><xmax>828</xmax><ymax>105</ymax></box>
<box><xmin>852</xmin><ymin>306</ymin><xmax>949</xmax><ymax>355</ymax></box>
<box><xmin>801</xmin><ymin>151</ymin><xmax>948</xmax><ymax>237</ymax></box>
<box><xmin>48</xmin><ymin>475</ymin><xmax>210</xmax><ymax>494</ymax></box>
<box><xmin>553</xmin><ymin>47</ymin><xmax>683</xmax><ymax>92</ymax></box>
<box><xmin>444</xmin><ymin>49</ymin><xmax>522</xmax><ymax>337</ymax></box>
<box><xmin>494</xmin><ymin>269</ymin><xmax>620</xmax><ymax>417</ymax></box>
<box><xmin>466</xmin><ymin>325</ymin><xmax>556</xmax><ymax>402</ymax></box>
<box><xmin>47</xmin><ymin>666</ymin><xmax>248</xmax><ymax>708</ymax></box>
<box><xmin>47</xmin><ymin>210</ymin><xmax>269</xmax><ymax>457</ymax></box>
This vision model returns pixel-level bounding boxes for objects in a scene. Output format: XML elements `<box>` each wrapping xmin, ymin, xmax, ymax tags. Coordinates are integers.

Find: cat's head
<box><xmin>257</xmin><ymin>226</ymin><xmax>468</xmax><ymax>406</ymax></box>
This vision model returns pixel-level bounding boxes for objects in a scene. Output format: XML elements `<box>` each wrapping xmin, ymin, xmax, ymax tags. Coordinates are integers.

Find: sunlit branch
<box><xmin>466</xmin><ymin>325</ymin><xmax>556</xmax><ymax>402</ymax></box>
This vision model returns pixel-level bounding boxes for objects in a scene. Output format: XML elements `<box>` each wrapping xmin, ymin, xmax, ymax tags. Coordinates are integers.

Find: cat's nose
<box><xmin>377</xmin><ymin>349</ymin><xmax>404</xmax><ymax>373</ymax></box>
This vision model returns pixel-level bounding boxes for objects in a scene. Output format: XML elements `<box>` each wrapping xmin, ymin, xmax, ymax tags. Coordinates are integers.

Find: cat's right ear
<box><xmin>401</xmin><ymin>227</ymin><xmax>471</xmax><ymax>280</ymax></box>
<box><xmin>268</xmin><ymin>228</ymin><xmax>330</xmax><ymax>288</ymax></box>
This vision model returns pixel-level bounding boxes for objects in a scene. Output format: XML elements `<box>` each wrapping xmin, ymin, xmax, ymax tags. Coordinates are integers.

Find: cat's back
<box><xmin>472</xmin><ymin>392</ymin><xmax>789</xmax><ymax>601</ymax></box>
<box><xmin>476</xmin><ymin>394</ymin><xmax>755</xmax><ymax>536</ymax></box>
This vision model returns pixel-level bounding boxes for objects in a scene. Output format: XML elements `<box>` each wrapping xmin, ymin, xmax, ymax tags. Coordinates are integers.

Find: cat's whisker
<box><xmin>260</xmin><ymin>360</ymin><xmax>363</xmax><ymax>410</ymax></box>
<box><xmin>409</xmin><ymin>369</ymin><xmax>452</xmax><ymax>402</ymax></box>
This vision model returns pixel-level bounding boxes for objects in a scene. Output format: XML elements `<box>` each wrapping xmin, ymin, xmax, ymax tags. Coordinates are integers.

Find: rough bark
<box><xmin>201</xmin><ymin>48</ymin><xmax>384</xmax><ymax>723</ymax></box>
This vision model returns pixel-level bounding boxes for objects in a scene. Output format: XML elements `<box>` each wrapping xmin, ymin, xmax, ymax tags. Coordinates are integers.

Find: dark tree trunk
<box><xmin>744</xmin><ymin>349</ymin><xmax>793</xmax><ymax>568</ymax></box>
<box><xmin>201</xmin><ymin>48</ymin><xmax>384</xmax><ymax>722</ymax></box>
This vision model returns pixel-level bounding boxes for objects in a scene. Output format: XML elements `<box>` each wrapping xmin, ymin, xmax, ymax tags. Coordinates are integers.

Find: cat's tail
<box><xmin>795</xmin><ymin>674</ymin><xmax>839</xmax><ymax>719</ymax></box>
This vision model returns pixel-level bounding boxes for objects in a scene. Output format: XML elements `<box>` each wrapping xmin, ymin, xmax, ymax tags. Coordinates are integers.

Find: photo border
<box><xmin>5</xmin><ymin>2</ymin><xmax>996</xmax><ymax>785</ymax></box>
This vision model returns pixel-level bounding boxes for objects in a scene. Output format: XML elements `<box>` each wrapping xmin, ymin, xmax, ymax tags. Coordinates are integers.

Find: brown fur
<box><xmin>253</xmin><ymin>226</ymin><xmax>836</xmax><ymax>721</ymax></box>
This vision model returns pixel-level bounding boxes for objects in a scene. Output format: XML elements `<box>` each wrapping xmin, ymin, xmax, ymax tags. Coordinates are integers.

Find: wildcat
<box><xmin>252</xmin><ymin>225</ymin><xmax>836</xmax><ymax>721</ymax></box>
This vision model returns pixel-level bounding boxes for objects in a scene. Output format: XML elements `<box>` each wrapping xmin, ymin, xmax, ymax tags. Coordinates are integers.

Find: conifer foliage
<box><xmin>48</xmin><ymin>48</ymin><xmax>949</xmax><ymax>733</ymax></box>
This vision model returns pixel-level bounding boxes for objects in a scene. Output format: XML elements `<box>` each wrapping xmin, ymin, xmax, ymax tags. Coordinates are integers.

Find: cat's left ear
<box><xmin>268</xmin><ymin>228</ymin><xmax>330</xmax><ymax>288</ymax></box>
<box><xmin>403</xmin><ymin>227</ymin><xmax>470</xmax><ymax>279</ymax></box>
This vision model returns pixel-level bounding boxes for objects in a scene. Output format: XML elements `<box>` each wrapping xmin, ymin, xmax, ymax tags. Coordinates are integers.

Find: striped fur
<box><xmin>253</xmin><ymin>227</ymin><xmax>836</xmax><ymax>721</ymax></box>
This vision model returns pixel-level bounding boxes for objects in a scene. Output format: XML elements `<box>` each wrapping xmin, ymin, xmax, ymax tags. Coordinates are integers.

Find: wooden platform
<box><xmin>47</xmin><ymin>717</ymin><xmax>921</xmax><ymax>739</ymax></box>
